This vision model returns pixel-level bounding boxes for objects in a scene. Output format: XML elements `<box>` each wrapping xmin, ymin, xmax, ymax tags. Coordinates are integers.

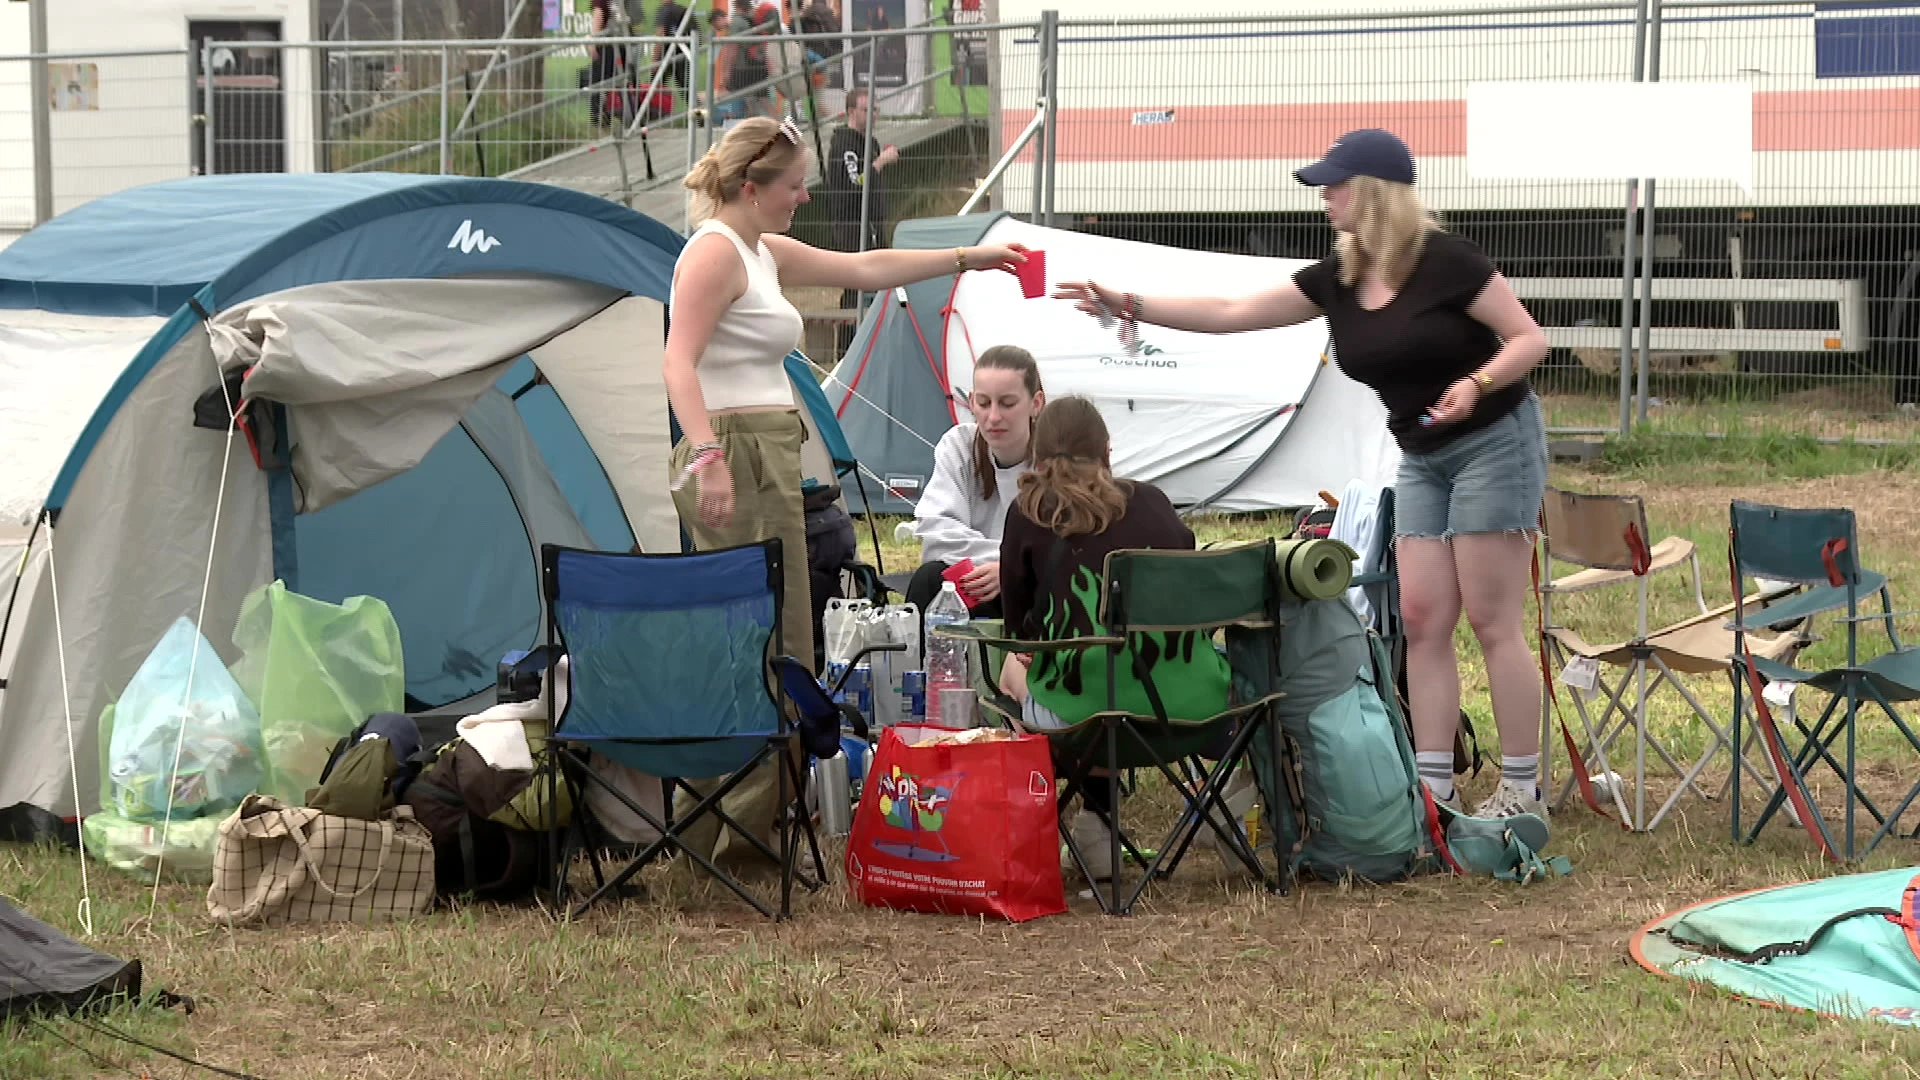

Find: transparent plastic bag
<box><xmin>230</xmin><ymin>581</ymin><xmax>405</xmax><ymax>805</ymax></box>
<box><xmin>106</xmin><ymin>617</ymin><xmax>266</xmax><ymax>822</ymax></box>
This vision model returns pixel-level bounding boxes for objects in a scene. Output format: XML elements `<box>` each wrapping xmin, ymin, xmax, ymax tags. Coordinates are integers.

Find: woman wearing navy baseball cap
<box><xmin>1055</xmin><ymin>127</ymin><xmax>1553</xmax><ymax>821</ymax></box>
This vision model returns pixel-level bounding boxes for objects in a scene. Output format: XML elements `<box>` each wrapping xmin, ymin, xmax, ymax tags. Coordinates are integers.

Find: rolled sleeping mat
<box><xmin>1274</xmin><ymin>537</ymin><xmax>1358</xmax><ymax>600</ymax></box>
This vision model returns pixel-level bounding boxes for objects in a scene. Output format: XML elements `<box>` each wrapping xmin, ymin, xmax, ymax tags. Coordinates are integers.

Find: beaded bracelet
<box><xmin>669</xmin><ymin>446</ymin><xmax>725</xmax><ymax>491</ymax></box>
<box><xmin>1084</xmin><ymin>285</ymin><xmax>1144</xmax><ymax>357</ymax></box>
<box><xmin>1119</xmin><ymin>292</ymin><xmax>1141</xmax><ymax>356</ymax></box>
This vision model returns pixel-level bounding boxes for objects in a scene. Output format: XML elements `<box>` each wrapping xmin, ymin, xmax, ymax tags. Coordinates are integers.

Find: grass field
<box><xmin>7</xmin><ymin>434</ymin><xmax>1920</xmax><ymax>1079</ymax></box>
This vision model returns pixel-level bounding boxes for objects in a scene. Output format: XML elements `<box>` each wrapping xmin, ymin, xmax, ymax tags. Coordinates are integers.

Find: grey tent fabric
<box><xmin>827</xmin><ymin>214</ymin><xmax>1003</xmax><ymax>514</ymax></box>
<box><xmin>0</xmin><ymin>329</ymin><xmax>274</xmax><ymax>819</ymax></box>
<box><xmin>457</xmin><ymin>387</ymin><xmax>598</xmax><ymax>650</ymax></box>
<box><xmin>215</xmin><ymin>277</ymin><xmax>624</xmax><ymax>512</ymax></box>
<box><xmin>1</xmin><ymin>898</ymin><xmax>142</xmax><ymax>1018</ymax></box>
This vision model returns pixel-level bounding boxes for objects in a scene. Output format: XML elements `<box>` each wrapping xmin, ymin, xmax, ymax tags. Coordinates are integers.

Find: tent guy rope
<box><xmin>147</xmin><ymin>329</ymin><xmax>243</xmax><ymax>922</ymax></box>
<box><xmin>44</xmin><ymin>523</ymin><xmax>93</xmax><ymax>937</ymax></box>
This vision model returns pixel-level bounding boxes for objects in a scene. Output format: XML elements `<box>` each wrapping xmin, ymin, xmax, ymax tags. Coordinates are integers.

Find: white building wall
<box><xmin>0</xmin><ymin>0</ymin><xmax>314</xmax><ymax>238</ymax></box>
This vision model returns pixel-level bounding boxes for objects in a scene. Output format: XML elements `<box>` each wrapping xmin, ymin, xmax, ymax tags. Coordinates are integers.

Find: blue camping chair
<box><xmin>1728</xmin><ymin>500</ymin><xmax>1920</xmax><ymax>861</ymax></box>
<box><xmin>539</xmin><ymin>538</ymin><xmax>824</xmax><ymax>920</ymax></box>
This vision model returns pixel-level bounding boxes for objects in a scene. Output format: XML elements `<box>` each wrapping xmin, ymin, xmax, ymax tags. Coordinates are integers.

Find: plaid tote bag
<box><xmin>207</xmin><ymin>794</ymin><xmax>435</xmax><ymax>926</ymax></box>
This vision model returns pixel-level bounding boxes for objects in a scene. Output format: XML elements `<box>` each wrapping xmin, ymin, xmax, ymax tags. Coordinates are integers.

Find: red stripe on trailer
<box><xmin>1756</xmin><ymin>88</ymin><xmax>1920</xmax><ymax>152</ymax></box>
<box><xmin>1006</xmin><ymin>86</ymin><xmax>1920</xmax><ymax>163</ymax></box>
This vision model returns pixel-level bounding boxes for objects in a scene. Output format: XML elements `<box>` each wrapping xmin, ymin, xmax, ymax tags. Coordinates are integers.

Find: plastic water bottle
<box><xmin>923</xmin><ymin>581</ymin><xmax>972</xmax><ymax>727</ymax></box>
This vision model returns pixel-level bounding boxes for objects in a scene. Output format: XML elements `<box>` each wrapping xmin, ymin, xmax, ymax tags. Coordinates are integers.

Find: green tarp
<box><xmin>1633</xmin><ymin>866</ymin><xmax>1920</xmax><ymax>1026</ymax></box>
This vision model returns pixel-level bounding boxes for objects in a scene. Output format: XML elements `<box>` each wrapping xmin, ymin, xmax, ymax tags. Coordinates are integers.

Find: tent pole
<box><xmin>0</xmin><ymin>512</ymin><xmax>47</xmax><ymax>688</ymax></box>
<box><xmin>853</xmin><ymin>466</ymin><xmax>887</xmax><ymax>578</ymax></box>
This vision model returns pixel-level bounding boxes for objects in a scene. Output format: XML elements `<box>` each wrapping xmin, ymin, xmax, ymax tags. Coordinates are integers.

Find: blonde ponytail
<box><xmin>682</xmin><ymin>115</ymin><xmax>810</xmax><ymax>224</ymax></box>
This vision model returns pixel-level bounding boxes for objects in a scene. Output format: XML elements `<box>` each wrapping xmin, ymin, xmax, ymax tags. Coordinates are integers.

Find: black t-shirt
<box><xmin>1293</xmin><ymin>230</ymin><xmax>1526</xmax><ymax>455</ymax></box>
<box><xmin>824</xmin><ymin>125</ymin><xmax>886</xmax><ymax>250</ymax></box>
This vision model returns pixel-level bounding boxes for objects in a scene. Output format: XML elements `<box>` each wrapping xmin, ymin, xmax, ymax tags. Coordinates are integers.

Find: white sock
<box><xmin>1502</xmin><ymin>754</ymin><xmax>1540</xmax><ymax>797</ymax></box>
<box><xmin>1416</xmin><ymin>751</ymin><xmax>1455</xmax><ymax>801</ymax></box>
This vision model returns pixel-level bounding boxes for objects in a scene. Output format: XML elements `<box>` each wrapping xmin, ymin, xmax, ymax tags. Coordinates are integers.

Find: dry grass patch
<box><xmin>7</xmin><ymin>455</ymin><xmax>1920</xmax><ymax>1078</ymax></box>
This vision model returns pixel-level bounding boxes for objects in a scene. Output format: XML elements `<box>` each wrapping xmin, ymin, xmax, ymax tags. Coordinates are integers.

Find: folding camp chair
<box><xmin>1729</xmin><ymin>500</ymin><xmax>1920</xmax><ymax>861</ymax></box>
<box><xmin>934</xmin><ymin>540</ymin><xmax>1286</xmax><ymax>916</ymax></box>
<box><xmin>538</xmin><ymin>538</ymin><xmax>824</xmax><ymax>921</ymax></box>
<box><xmin>1536</xmin><ymin>487</ymin><xmax>1811</xmax><ymax>831</ymax></box>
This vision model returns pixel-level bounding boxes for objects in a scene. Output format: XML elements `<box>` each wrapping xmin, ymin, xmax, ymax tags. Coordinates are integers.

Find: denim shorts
<box><xmin>1394</xmin><ymin>391</ymin><xmax>1548</xmax><ymax>540</ymax></box>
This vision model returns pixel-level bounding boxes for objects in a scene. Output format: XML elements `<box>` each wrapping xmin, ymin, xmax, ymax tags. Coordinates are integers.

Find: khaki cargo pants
<box><xmin>667</xmin><ymin>409</ymin><xmax>813</xmax><ymax>867</ymax></box>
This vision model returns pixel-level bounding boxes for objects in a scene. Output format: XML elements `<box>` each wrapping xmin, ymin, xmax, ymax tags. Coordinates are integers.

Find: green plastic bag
<box><xmin>82</xmin><ymin>807</ymin><xmax>224</xmax><ymax>884</ymax></box>
<box><xmin>229</xmin><ymin>581</ymin><xmax>405</xmax><ymax>806</ymax></box>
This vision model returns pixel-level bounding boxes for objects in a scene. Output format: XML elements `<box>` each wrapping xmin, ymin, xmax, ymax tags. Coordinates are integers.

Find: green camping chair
<box><xmin>934</xmin><ymin>540</ymin><xmax>1286</xmax><ymax>916</ymax></box>
<box><xmin>1728</xmin><ymin>499</ymin><xmax>1920</xmax><ymax>861</ymax></box>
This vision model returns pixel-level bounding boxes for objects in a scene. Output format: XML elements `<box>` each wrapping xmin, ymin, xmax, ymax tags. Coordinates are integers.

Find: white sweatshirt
<box><xmin>912</xmin><ymin>423</ymin><xmax>1031</xmax><ymax>566</ymax></box>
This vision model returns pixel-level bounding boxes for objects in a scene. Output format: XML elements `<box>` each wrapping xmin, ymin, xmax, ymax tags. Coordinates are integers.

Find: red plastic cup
<box><xmin>941</xmin><ymin>558</ymin><xmax>979</xmax><ymax>607</ymax></box>
<box><xmin>1015</xmin><ymin>248</ymin><xmax>1046</xmax><ymax>299</ymax></box>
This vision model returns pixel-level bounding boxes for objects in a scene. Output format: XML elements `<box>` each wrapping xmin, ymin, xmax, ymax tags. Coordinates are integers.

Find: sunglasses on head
<box><xmin>747</xmin><ymin>114</ymin><xmax>805</xmax><ymax>169</ymax></box>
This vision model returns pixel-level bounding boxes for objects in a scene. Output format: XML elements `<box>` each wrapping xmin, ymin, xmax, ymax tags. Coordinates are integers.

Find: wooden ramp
<box><xmin>506</xmin><ymin>115</ymin><xmax>981</xmax><ymax>229</ymax></box>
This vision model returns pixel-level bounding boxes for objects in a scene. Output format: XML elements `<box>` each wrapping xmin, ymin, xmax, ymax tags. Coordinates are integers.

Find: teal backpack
<box><xmin>1241</xmin><ymin>594</ymin><xmax>1566</xmax><ymax>888</ymax></box>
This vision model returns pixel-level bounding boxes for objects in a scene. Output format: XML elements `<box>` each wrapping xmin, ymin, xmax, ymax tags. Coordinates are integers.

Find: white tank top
<box><xmin>680</xmin><ymin>218</ymin><xmax>804</xmax><ymax>411</ymax></box>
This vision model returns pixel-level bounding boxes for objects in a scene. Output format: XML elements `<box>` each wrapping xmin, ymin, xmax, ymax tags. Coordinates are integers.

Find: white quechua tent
<box><xmin>827</xmin><ymin>213</ymin><xmax>1400</xmax><ymax>514</ymax></box>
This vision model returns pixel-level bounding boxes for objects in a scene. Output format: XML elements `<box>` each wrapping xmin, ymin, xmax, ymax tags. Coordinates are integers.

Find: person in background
<box><xmin>719</xmin><ymin>0</ymin><xmax>773</xmax><ymax>119</ymax></box>
<box><xmin>664</xmin><ymin>115</ymin><xmax>1029</xmax><ymax>864</ymax></box>
<box><xmin>1051</xmin><ymin>127</ymin><xmax>1552</xmax><ymax>821</ymax></box>
<box><xmin>906</xmin><ymin>345</ymin><xmax>1047</xmax><ymax>622</ymax></box>
<box><xmin>799</xmin><ymin>0</ymin><xmax>841</xmax><ymax>58</ymax></box>
<box><xmin>585</xmin><ymin>0</ymin><xmax>629</xmax><ymax>129</ymax></box>
<box><xmin>823</xmin><ymin>86</ymin><xmax>899</xmax><ymax>350</ymax></box>
<box><xmin>652</xmin><ymin>0</ymin><xmax>693</xmax><ymax>111</ymax></box>
<box><xmin>996</xmin><ymin>396</ymin><xmax>1231</xmax><ymax>883</ymax></box>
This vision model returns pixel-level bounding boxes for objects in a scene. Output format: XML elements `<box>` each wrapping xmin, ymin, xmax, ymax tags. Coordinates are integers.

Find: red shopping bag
<box><xmin>846</xmin><ymin>725</ymin><xmax>1066</xmax><ymax>922</ymax></box>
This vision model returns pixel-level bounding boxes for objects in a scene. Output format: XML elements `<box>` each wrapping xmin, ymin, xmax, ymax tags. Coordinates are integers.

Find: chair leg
<box><xmin>778</xmin><ymin>737</ymin><xmax>794</xmax><ymax>921</ymax></box>
<box><xmin>1114</xmin><ymin>718</ymin><xmax>1276</xmax><ymax>915</ymax></box>
<box><xmin>1106</xmin><ymin>726</ymin><xmax>1123</xmax><ymax>917</ymax></box>
<box><xmin>567</xmin><ymin>751</ymin><xmax>794</xmax><ymax>920</ymax></box>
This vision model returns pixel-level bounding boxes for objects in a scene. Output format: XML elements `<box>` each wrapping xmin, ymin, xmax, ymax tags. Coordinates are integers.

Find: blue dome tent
<box><xmin>0</xmin><ymin>173</ymin><xmax>857</xmax><ymax>820</ymax></box>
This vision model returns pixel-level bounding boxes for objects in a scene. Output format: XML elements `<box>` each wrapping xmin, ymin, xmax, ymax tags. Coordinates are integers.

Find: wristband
<box><xmin>1086</xmin><ymin>285</ymin><xmax>1144</xmax><ymax>357</ymax></box>
<box><xmin>954</xmin><ymin>247</ymin><xmax>968</xmax><ymax>274</ymax></box>
<box><xmin>669</xmin><ymin>446</ymin><xmax>725</xmax><ymax>491</ymax></box>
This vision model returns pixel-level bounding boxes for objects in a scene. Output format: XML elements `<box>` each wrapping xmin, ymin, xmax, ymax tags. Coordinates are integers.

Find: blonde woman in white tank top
<box><xmin>662</xmin><ymin>115</ymin><xmax>1028</xmax><ymax>870</ymax></box>
<box><xmin>665</xmin><ymin>113</ymin><xmax>1029</xmax><ymax>675</ymax></box>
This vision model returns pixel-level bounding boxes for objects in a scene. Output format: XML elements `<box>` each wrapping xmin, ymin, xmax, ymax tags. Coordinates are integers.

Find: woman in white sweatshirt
<box><xmin>906</xmin><ymin>345</ymin><xmax>1046</xmax><ymax>620</ymax></box>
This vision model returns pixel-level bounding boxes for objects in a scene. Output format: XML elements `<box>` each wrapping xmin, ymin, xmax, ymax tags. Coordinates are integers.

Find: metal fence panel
<box><xmin>1634</xmin><ymin>1</ymin><xmax>1920</xmax><ymax>441</ymax></box>
<box><xmin>6</xmin><ymin>8</ymin><xmax>1918</xmax><ymax>444</ymax></box>
<box><xmin>1039</xmin><ymin>2</ymin><xmax>1920</xmax><ymax>442</ymax></box>
<box><xmin>0</xmin><ymin>50</ymin><xmax>192</xmax><ymax>235</ymax></box>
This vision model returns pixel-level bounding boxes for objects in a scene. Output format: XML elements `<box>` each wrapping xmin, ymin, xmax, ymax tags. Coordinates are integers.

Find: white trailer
<box><xmin>986</xmin><ymin>0</ymin><xmax>1920</xmax><ymax>377</ymax></box>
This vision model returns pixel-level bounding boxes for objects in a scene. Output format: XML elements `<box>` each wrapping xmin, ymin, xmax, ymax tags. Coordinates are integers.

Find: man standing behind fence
<box><xmin>825</xmin><ymin>87</ymin><xmax>900</xmax><ymax>348</ymax></box>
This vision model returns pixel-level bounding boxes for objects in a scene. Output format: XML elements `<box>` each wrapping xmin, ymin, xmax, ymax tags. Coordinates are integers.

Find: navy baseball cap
<box><xmin>1294</xmin><ymin>128</ymin><xmax>1416</xmax><ymax>186</ymax></box>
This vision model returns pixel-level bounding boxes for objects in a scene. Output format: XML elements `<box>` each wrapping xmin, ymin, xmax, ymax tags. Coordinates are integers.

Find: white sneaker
<box><xmin>1473</xmin><ymin>778</ymin><xmax>1548</xmax><ymax>821</ymax></box>
<box><xmin>1067</xmin><ymin>809</ymin><xmax>1115</xmax><ymax>882</ymax></box>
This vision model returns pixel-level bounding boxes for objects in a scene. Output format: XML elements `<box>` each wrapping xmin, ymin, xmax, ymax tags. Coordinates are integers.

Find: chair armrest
<box><xmin>826</xmin><ymin>642</ymin><xmax>909</xmax><ymax>695</ymax></box>
<box><xmin>1837</xmin><ymin>609</ymin><xmax>1920</xmax><ymax>624</ymax></box>
<box><xmin>930</xmin><ymin>622</ymin><xmax>1124</xmax><ymax>653</ymax></box>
